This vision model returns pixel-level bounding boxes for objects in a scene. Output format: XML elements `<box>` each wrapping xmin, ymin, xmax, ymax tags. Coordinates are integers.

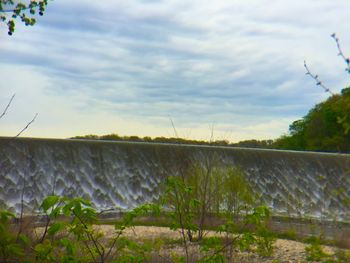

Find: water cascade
<box><xmin>1</xmin><ymin>137</ymin><xmax>349</xmax><ymax>220</ymax></box>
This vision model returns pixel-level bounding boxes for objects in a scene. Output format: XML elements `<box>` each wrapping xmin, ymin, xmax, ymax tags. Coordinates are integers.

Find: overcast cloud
<box><xmin>1</xmin><ymin>0</ymin><xmax>350</xmax><ymax>141</ymax></box>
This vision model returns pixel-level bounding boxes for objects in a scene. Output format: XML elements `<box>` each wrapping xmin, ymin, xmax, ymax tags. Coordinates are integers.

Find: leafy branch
<box><xmin>0</xmin><ymin>0</ymin><xmax>51</xmax><ymax>35</ymax></box>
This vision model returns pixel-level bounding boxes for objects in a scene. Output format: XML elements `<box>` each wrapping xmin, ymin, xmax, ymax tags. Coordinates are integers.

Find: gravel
<box><xmin>95</xmin><ymin>225</ymin><xmax>345</xmax><ymax>262</ymax></box>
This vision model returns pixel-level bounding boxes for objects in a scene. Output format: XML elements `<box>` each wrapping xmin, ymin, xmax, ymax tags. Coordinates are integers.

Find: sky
<box><xmin>1</xmin><ymin>0</ymin><xmax>350</xmax><ymax>142</ymax></box>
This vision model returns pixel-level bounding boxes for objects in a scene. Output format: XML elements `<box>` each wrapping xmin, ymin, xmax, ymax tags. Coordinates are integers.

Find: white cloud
<box><xmin>1</xmin><ymin>0</ymin><xmax>350</xmax><ymax>141</ymax></box>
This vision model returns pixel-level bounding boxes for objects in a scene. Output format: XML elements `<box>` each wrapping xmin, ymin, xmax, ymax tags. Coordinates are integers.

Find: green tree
<box><xmin>274</xmin><ymin>87</ymin><xmax>350</xmax><ymax>152</ymax></box>
<box><xmin>0</xmin><ymin>0</ymin><xmax>51</xmax><ymax>35</ymax></box>
<box><xmin>274</xmin><ymin>34</ymin><xmax>350</xmax><ymax>153</ymax></box>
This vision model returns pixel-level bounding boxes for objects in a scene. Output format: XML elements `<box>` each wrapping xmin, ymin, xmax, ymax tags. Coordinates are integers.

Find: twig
<box><xmin>51</xmin><ymin>173</ymin><xmax>57</xmax><ymax>196</ymax></box>
<box><xmin>331</xmin><ymin>33</ymin><xmax>350</xmax><ymax>73</ymax></box>
<box><xmin>303</xmin><ymin>61</ymin><xmax>334</xmax><ymax>95</ymax></box>
<box><xmin>209</xmin><ymin>123</ymin><xmax>215</xmax><ymax>143</ymax></box>
<box><xmin>0</xmin><ymin>93</ymin><xmax>15</xmax><ymax>119</ymax></box>
<box><xmin>16</xmin><ymin>173</ymin><xmax>26</xmax><ymax>241</ymax></box>
<box><xmin>169</xmin><ymin>116</ymin><xmax>179</xmax><ymax>138</ymax></box>
<box><xmin>172</xmin><ymin>182</ymin><xmax>190</xmax><ymax>262</ymax></box>
<box><xmin>82</xmin><ymin>239</ymin><xmax>98</xmax><ymax>263</ymax></box>
<box><xmin>14</xmin><ymin>113</ymin><xmax>38</xmax><ymax>138</ymax></box>
<box><xmin>201</xmin><ymin>226</ymin><xmax>247</xmax><ymax>262</ymax></box>
<box><xmin>104</xmin><ymin>230</ymin><xmax>124</xmax><ymax>261</ymax></box>
<box><xmin>39</xmin><ymin>213</ymin><xmax>51</xmax><ymax>243</ymax></box>
<box><xmin>73</xmin><ymin>211</ymin><xmax>105</xmax><ymax>262</ymax></box>
<box><xmin>97</xmin><ymin>208</ymin><xmax>115</xmax><ymax>217</ymax></box>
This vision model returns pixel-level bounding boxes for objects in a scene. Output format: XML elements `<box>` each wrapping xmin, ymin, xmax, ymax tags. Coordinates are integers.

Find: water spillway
<box><xmin>1</xmin><ymin>137</ymin><xmax>350</xmax><ymax>221</ymax></box>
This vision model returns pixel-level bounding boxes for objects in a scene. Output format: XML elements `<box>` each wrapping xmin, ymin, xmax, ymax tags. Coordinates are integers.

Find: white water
<box><xmin>1</xmin><ymin>137</ymin><xmax>349</xmax><ymax>220</ymax></box>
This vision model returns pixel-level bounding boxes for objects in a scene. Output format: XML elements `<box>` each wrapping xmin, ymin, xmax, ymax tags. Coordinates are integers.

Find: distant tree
<box><xmin>0</xmin><ymin>0</ymin><xmax>51</xmax><ymax>35</ymax></box>
<box><xmin>274</xmin><ymin>87</ymin><xmax>350</xmax><ymax>152</ymax></box>
<box><xmin>233</xmin><ymin>139</ymin><xmax>274</xmax><ymax>149</ymax></box>
<box><xmin>100</xmin><ymin>133</ymin><xmax>122</xmax><ymax>141</ymax></box>
<box><xmin>304</xmin><ymin>33</ymin><xmax>350</xmax><ymax>131</ymax></box>
<box><xmin>274</xmin><ymin>34</ymin><xmax>350</xmax><ymax>153</ymax></box>
<box><xmin>73</xmin><ymin>134</ymin><xmax>99</xmax><ymax>140</ymax></box>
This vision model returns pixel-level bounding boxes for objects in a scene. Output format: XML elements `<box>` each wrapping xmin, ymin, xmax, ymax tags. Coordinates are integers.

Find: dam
<box><xmin>0</xmin><ymin>137</ymin><xmax>350</xmax><ymax>221</ymax></box>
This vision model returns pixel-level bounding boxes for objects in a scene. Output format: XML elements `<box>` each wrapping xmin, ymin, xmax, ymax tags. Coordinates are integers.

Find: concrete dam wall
<box><xmin>1</xmin><ymin>137</ymin><xmax>349</xmax><ymax>221</ymax></box>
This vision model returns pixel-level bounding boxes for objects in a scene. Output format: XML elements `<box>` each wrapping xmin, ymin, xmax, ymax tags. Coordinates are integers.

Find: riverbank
<box><xmin>94</xmin><ymin>225</ymin><xmax>348</xmax><ymax>262</ymax></box>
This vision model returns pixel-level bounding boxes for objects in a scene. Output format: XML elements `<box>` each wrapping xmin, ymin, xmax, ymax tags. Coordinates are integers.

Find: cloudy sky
<box><xmin>1</xmin><ymin>0</ymin><xmax>350</xmax><ymax>142</ymax></box>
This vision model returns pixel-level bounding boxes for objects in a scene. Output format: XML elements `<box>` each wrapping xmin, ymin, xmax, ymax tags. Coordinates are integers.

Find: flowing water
<box><xmin>1</xmin><ymin>137</ymin><xmax>349</xmax><ymax>220</ymax></box>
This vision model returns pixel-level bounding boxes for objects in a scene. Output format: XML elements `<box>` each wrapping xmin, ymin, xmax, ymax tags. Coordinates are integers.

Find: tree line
<box><xmin>274</xmin><ymin>87</ymin><xmax>350</xmax><ymax>153</ymax></box>
<box><xmin>72</xmin><ymin>86</ymin><xmax>350</xmax><ymax>153</ymax></box>
<box><xmin>71</xmin><ymin>134</ymin><xmax>276</xmax><ymax>150</ymax></box>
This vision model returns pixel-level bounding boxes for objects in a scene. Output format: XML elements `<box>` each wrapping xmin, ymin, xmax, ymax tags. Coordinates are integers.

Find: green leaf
<box><xmin>62</xmin><ymin>202</ymin><xmax>73</xmax><ymax>216</ymax></box>
<box><xmin>48</xmin><ymin>222</ymin><xmax>65</xmax><ymax>237</ymax></box>
<box><xmin>239</xmin><ymin>232</ymin><xmax>256</xmax><ymax>251</ymax></box>
<box><xmin>189</xmin><ymin>199</ymin><xmax>200</xmax><ymax>208</ymax></box>
<box><xmin>18</xmin><ymin>233</ymin><xmax>31</xmax><ymax>246</ymax></box>
<box><xmin>7</xmin><ymin>243</ymin><xmax>24</xmax><ymax>256</ymax></box>
<box><xmin>50</xmin><ymin>206</ymin><xmax>62</xmax><ymax>217</ymax></box>
<box><xmin>200</xmin><ymin>236</ymin><xmax>222</xmax><ymax>252</ymax></box>
<box><xmin>0</xmin><ymin>210</ymin><xmax>15</xmax><ymax>223</ymax></box>
<box><xmin>35</xmin><ymin>241</ymin><xmax>54</xmax><ymax>260</ymax></box>
<box><xmin>60</xmin><ymin>238</ymin><xmax>75</xmax><ymax>255</ymax></box>
<box><xmin>40</xmin><ymin>196</ymin><xmax>60</xmax><ymax>213</ymax></box>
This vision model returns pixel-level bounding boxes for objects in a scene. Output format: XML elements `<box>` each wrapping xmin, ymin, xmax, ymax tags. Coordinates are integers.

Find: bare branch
<box><xmin>331</xmin><ymin>33</ymin><xmax>350</xmax><ymax>73</ymax></box>
<box><xmin>14</xmin><ymin>113</ymin><xmax>38</xmax><ymax>138</ymax></box>
<box><xmin>169</xmin><ymin>116</ymin><xmax>179</xmax><ymax>138</ymax></box>
<box><xmin>0</xmin><ymin>93</ymin><xmax>15</xmax><ymax>119</ymax></box>
<box><xmin>209</xmin><ymin>123</ymin><xmax>215</xmax><ymax>143</ymax></box>
<box><xmin>303</xmin><ymin>61</ymin><xmax>334</xmax><ymax>95</ymax></box>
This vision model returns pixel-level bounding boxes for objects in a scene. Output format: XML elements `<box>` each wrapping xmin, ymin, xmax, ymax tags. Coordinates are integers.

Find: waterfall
<box><xmin>1</xmin><ymin>137</ymin><xmax>349</xmax><ymax>220</ymax></box>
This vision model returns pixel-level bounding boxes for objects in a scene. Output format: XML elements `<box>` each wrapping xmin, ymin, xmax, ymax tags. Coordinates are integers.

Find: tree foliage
<box><xmin>0</xmin><ymin>0</ymin><xmax>51</xmax><ymax>35</ymax></box>
<box><xmin>274</xmin><ymin>87</ymin><xmax>350</xmax><ymax>152</ymax></box>
<box><xmin>72</xmin><ymin>133</ymin><xmax>276</xmax><ymax>150</ymax></box>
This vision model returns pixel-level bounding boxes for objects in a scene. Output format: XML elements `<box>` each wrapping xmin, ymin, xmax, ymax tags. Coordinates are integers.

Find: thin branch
<box><xmin>73</xmin><ymin>210</ymin><xmax>105</xmax><ymax>261</ymax></box>
<box><xmin>303</xmin><ymin>61</ymin><xmax>334</xmax><ymax>95</ymax></box>
<box><xmin>209</xmin><ymin>123</ymin><xmax>215</xmax><ymax>143</ymax></box>
<box><xmin>0</xmin><ymin>93</ymin><xmax>15</xmax><ymax>119</ymax></box>
<box><xmin>81</xmin><ymin>239</ymin><xmax>97</xmax><ymax>262</ymax></box>
<box><xmin>39</xmin><ymin>213</ymin><xmax>50</xmax><ymax>243</ymax></box>
<box><xmin>105</xmin><ymin>230</ymin><xmax>124</xmax><ymax>261</ymax></box>
<box><xmin>16</xmin><ymin>174</ymin><xmax>26</xmax><ymax>241</ymax></box>
<box><xmin>331</xmin><ymin>33</ymin><xmax>350</xmax><ymax>73</ymax></box>
<box><xmin>201</xmin><ymin>219</ymin><xmax>252</xmax><ymax>262</ymax></box>
<box><xmin>0</xmin><ymin>7</ymin><xmax>29</xmax><ymax>13</ymax></box>
<box><xmin>97</xmin><ymin>208</ymin><xmax>115</xmax><ymax>216</ymax></box>
<box><xmin>169</xmin><ymin>116</ymin><xmax>179</xmax><ymax>138</ymax></box>
<box><xmin>14</xmin><ymin>113</ymin><xmax>38</xmax><ymax>138</ymax></box>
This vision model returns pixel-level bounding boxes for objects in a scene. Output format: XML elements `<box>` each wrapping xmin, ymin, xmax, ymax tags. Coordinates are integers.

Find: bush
<box><xmin>162</xmin><ymin>163</ymin><xmax>275</xmax><ymax>262</ymax></box>
<box><xmin>0</xmin><ymin>197</ymin><xmax>161</xmax><ymax>263</ymax></box>
<box><xmin>0</xmin><ymin>164</ymin><xmax>276</xmax><ymax>262</ymax></box>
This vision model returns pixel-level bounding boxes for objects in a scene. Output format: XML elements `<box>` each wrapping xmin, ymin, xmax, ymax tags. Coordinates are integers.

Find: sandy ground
<box><xmin>95</xmin><ymin>225</ymin><xmax>344</xmax><ymax>262</ymax></box>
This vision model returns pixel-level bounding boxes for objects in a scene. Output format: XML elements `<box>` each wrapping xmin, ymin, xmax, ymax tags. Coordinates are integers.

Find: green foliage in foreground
<box><xmin>1</xmin><ymin>196</ymin><xmax>350</xmax><ymax>262</ymax></box>
<box><xmin>0</xmin><ymin>171</ymin><xmax>277</xmax><ymax>262</ymax></box>
<box><xmin>2</xmin><ymin>164</ymin><xmax>349</xmax><ymax>262</ymax></box>
<box><xmin>0</xmin><ymin>197</ymin><xmax>161</xmax><ymax>263</ymax></box>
